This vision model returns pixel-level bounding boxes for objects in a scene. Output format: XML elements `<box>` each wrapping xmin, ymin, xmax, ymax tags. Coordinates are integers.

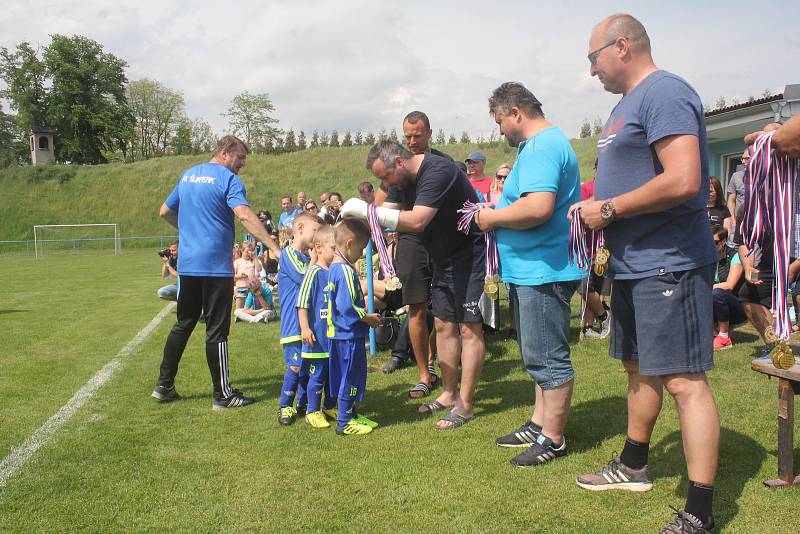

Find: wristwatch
<box><xmin>600</xmin><ymin>199</ymin><xmax>617</xmax><ymax>223</ymax></box>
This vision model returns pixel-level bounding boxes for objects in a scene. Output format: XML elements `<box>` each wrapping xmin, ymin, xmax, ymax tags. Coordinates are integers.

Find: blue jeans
<box><xmin>157</xmin><ymin>283</ymin><xmax>178</xmax><ymax>301</ymax></box>
<box><xmin>510</xmin><ymin>281</ymin><xmax>578</xmax><ymax>390</ymax></box>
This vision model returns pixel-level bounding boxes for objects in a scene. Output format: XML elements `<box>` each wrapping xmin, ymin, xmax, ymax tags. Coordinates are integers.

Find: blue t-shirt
<box><xmin>324</xmin><ymin>261</ymin><xmax>369</xmax><ymax>340</ymax></box>
<box><xmin>278</xmin><ymin>246</ymin><xmax>309</xmax><ymax>344</ymax></box>
<box><xmin>244</xmin><ymin>282</ymin><xmax>274</xmax><ymax>310</ymax></box>
<box><xmin>297</xmin><ymin>264</ymin><xmax>331</xmax><ymax>358</ymax></box>
<box><xmin>496</xmin><ymin>127</ymin><xmax>583</xmax><ymax>286</ymax></box>
<box><xmin>278</xmin><ymin>208</ymin><xmax>301</xmax><ymax>229</ymax></box>
<box><xmin>164</xmin><ymin>162</ymin><xmax>248</xmax><ymax>276</ymax></box>
<box><xmin>593</xmin><ymin>70</ymin><xmax>717</xmax><ymax>279</ymax></box>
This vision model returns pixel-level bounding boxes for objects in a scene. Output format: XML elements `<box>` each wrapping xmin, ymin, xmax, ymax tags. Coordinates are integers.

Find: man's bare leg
<box><xmin>436</xmin><ymin>321</ymin><xmax>484</xmax><ymax>428</ymax></box>
<box><xmin>530</xmin><ymin>380</ymin><xmax>574</xmax><ymax>444</ymax></box>
<box><xmin>741</xmin><ymin>302</ymin><xmax>772</xmax><ymax>341</ymax></box>
<box><xmin>432</xmin><ymin>317</ymin><xmax>460</xmax><ymax>408</ymax></box>
<box><xmin>624</xmin><ymin>360</ymin><xmax>663</xmax><ymax>444</ymax></box>
<box><xmin>408</xmin><ymin>303</ymin><xmax>432</xmax><ymax>385</ymax></box>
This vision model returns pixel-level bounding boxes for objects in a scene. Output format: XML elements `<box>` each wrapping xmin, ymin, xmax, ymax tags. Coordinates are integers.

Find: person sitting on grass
<box><xmin>234</xmin><ymin>279</ymin><xmax>277</xmax><ymax>323</ymax></box>
<box><xmin>233</xmin><ymin>241</ymin><xmax>262</xmax><ymax>311</ymax></box>
<box><xmin>297</xmin><ymin>225</ymin><xmax>338</xmax><ymax>428</ymax></box>
<box><xmin>711</xmin><ymin>226</ymin><xmax>744</xmax><ymax>350</ymax></box>
<box><xmin>324</xmin><ymin>218</ymin><xmax>381</xmax><ymax>436</ymax></box>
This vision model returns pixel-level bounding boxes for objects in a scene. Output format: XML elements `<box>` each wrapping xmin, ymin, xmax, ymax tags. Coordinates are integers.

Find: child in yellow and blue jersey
<box><xmin>325</xmin><ymin>219</ymin><xmax>381</xmax><ymax>435</ymax></box>
<box><xmin>277</xmin><ymin>212</ymin><xmax>321</xmax><ymax>425</ymax></box>
<box><xmin>297</xmin><ymin>225</ymin><xmax>338</xmax><ymax>428</ymax></box>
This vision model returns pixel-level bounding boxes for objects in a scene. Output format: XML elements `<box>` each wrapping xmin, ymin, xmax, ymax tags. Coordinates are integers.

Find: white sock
<box><xmin>718</xmin><ymin>331</ymin><xmax>729</xmax><ymax>338</ymax></box>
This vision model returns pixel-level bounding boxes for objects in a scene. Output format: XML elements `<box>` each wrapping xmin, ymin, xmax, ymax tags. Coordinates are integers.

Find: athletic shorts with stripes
<box><xmin>609</xmin><ymin>263</ymin><xmax>714</xmax><ymax>376</ymax></box>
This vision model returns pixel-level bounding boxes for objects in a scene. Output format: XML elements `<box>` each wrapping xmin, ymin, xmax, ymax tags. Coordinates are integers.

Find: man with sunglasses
<box><xmin>572</xmin><ymin>13</ymin><xmax>719</xmax><ymax>534</ymax></box>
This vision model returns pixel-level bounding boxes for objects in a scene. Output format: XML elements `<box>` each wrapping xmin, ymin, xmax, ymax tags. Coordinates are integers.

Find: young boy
<box><xmin>277</xmin><ymin>212</ymin><xmax>322</xmax><ymax>425</ymax></box>
<box><xmin>325</xmin><ymin>219</ymin><xmax>381</xmax><ymax>435</ymax></box>
<box><xmin>297</xmin><ymin>225</ymin><xmax>338</xmax><ymax>428</ymax></box>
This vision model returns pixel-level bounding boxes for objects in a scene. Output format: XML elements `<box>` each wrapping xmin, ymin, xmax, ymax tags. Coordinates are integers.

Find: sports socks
<box><xmin>685</xmin><ymin>480</ymin><xmax>714</xmax><ymax>526</ymax></box>
<box><xmin>337</xmin><ymin>397</ymin><xmax>356</xmax><ymax>428</ymax></box>
<box><xmin>620</xmin><ymin>436</ymin><xmax>649</xmax><ymax>470</ymax></box>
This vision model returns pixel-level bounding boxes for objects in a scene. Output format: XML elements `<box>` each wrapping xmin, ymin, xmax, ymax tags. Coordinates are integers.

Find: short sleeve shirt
<box><xmin>469</xmin><ymin>176</ymin><xmax>493</xmax><ymax>198</ymax></box>
<box><xmin>593</xmin><ymin>70</ymin><xmax>717</xmax><ymax>279</ymax></box>
<box><xmin>325</xmin><ymin>262</ymin><xmax>369</xmax><ymax>340</ymax></box>
<box><xmin>164</xmin><ymin>162</ymin><xmax>248</xmax><ymax>276</ymax></box>
<box><xmin>726</xmin><ymin>169</ymin><xmax>745</xmax><ymax>218</ymax></box>
<box><xmin>495</xmin><ymin>127</ymin><xmax>584</xmax><ymax>286</ymax></box>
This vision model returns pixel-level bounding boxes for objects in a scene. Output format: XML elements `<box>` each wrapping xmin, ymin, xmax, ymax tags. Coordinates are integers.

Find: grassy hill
<box><xmin>0</xmin><ymin>137</ymin><xmax>599</xmax><ymax>241</ymax></box>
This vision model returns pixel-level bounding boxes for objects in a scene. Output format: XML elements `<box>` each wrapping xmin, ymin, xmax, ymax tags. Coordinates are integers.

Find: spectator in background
<box><xmin>257</xmin><ymin>209</ymin><xmax>277</xmax><ymax>237</ymax></box>
<box><xmin>489</xmin><ymin>164</ymin><xmax>510</xmax><ymax>205</ymax></box>
<box><xmin>278</xmin><ymin>195</ymin><xmax>301</xmax><ymax>229</ymax></box>
<box><xmin>157</xmin><ymin>239</ymin><xmax>179</xmax><ymax>301</ymax></box>
<box><xmin>358</xmin><ymin>181</ymin><xmax>375</xmax><ymax>204</ymax></box>
<box><xmin>465</xmin><ymin>151</ymin><xmax>493</xmax><ymax>198</ymax></box>
<box><xmin>725</xmin><ymin>149</ymin><xmax>750</xmax><ymax>237</ymax></box>
<box><xmin>706</xmin><ymin>176</ymin><xmax>730</xmax><ymax>227</ymax></box>
<box><xmin>711</xmin><ymin>226</ymin><xmax>744</xmax><ymax>350</ymax></box>
<box><xmin>319</xmin><ymin>191</ymin><xmax>331</xmax><ymax>220</ymax></box>
<box><xmin>296</xmin><ymin>191</ymin><xmax>307</xmax><ymax>211</ymax></box>
<box><xmin>324</xmin><ymin>192</ymin><xmax>344</xmax><ymax>224</ymax></box>
<box><xmin>235</xmin><ymin>279</ymin><xmax>277</xmax><ymax>323</ymax></box>
<box><xmin>233</xmin><ymin>241</ymin><xmax>262</xmax><ymax>310</ymax></box>
<box><xmin>304</xmin><ymin>200</ymin><xmax>320</xmax><ymax>216</ymax></box>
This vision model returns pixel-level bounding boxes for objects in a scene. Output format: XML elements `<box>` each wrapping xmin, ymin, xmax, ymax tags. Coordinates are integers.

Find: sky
<box><xmin>2</xmin><ymin>0</ymin><xmax>798</xmax><ymax>140</ymax></box>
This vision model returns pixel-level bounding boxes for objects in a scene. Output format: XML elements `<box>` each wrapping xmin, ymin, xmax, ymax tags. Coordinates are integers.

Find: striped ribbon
<box><xmin>568</xmin><ymin>208</ymin><xmax>604</xmax><ymax>271</ymax></box>
<box><xmin>740</xmin><ymin>130</ymin><xmax>800</xmax><ymax>341</ymax></box>
<box><xmin>366</xmin><ymin>204</ymin><xmax>397</xmax><ymax>280</ymax></box>
<box><xmin>457</xmin><ymin>200</ymin><xmax>498</xmax><ymax>279</ymax></box>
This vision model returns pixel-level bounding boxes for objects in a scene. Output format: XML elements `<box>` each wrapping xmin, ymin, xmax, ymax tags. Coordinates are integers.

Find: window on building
<box><xmin>38</xmin><ymin>136</ymin><xmax>49</xmax><ymax>150</ymax></box>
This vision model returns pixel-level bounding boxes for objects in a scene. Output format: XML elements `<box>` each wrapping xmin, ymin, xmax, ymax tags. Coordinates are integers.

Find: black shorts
<box><xmin>738</xmin><ymin>279</ymin><xmax>773</xmax><ymax>308</ymax></box>
<box><xmin>609</xmin><ymin>264</ymin><xmax>714</xmax><ymax>376</ymax></box>
<box><xmin>431</xmin><ymin>244</ymin><xmax>484</xmax><ymax>323</ymax></box>
<box><xmin>394</xmin><ymin>233</ymin><xmax>432</xmax><ymax>306</ymax></box>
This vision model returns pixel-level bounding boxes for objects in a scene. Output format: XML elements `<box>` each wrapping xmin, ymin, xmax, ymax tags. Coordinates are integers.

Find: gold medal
<box><xmin>385</xmin><ymin>276</ymin><xmax>402</xmax><ymax>292</ymax></box>
<box><xmin>764</xmin><ymin>325</ymin><xmax>778</xmax><ymax>345</ymax></box>
<box><xmin>593</xmin><ymin>247</ymin><xmax>610</xmax><ymax>277</ymax></box>
<box><xmin>484</xmin><ymin>275</ymin><xmax>500</xmax><ymax>298</ymax></box>
<box><xmin>770</xmin><ymin>341</ymin><xmax>796</xmax><ymax>370</ymax></box>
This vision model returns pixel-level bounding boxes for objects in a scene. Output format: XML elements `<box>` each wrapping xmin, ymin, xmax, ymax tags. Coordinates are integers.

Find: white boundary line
<box><xmin>0</xmin><ymin>302</ymin><xmax>176</xmax><ymax>490</ymax></box>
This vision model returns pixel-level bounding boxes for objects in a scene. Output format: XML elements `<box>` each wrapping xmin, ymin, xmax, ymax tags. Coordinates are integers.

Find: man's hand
<box><xmin>301</xmin><ymin>326</ymin><xmax>316</xmax><ymax>346</ymax></box>
<box><xmin>341</xmin><ymin>198</ymin><xmax>369</xmax><ymax>220</ymax></box>
<box><xmin>161</xmin><ymin>255</ymin><xmax>170</xmax><ymax>264</ymax></box>
<box><xmin>577</xmin><ymin>199</ymin><xmax>611</xmax><ymax>231</ymax></box>
<box><xmin>475</xmin><ymin>207</ymin><xmax>495</xmax><ymax>231</ymax></box>
<box><xmin>361</xmin><ymin>313</ymin><xmax>381</xmax><ymax>328</ymax></box>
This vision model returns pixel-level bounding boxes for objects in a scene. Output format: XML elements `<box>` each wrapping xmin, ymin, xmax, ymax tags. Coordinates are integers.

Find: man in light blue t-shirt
<box><xmin>477</xmin><ymin>82</ymin><xmax>582</xmax><ymax>468</ymax></box>
<box><xmin>153</xmin><ymin>135</ymin><xmax>280</xmax><ymax>410</ymax></box>
<box><xmin>278</xmin><ymin>195</ymin><xmax>301</xmax><ymax>229</ymax></box>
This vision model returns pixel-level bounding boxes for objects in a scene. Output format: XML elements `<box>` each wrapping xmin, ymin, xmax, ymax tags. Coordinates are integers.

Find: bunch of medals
<box><xmin>457</xmin><ymin>200</ymin><xmax>499</xmax><ymax>298</ymax></box>
<box><xmin>741</xmin><ymin>130</ymin><xmax>800</xmax><ymax>369</ymax></box>
<box><xmin>569</xmin><ymin>207</ymin><xmax>608</xmax><ymax>338</ymax></box>
<box><xmin>366</xmin><ymin>204</ymin><xmax>402</xmax><ymax>292</ymax></box>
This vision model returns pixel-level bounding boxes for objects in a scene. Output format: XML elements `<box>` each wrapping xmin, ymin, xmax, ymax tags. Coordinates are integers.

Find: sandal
<box><xmin>408</xmin><ymin>373</ymin><xmax>439</xmax><ymax>399</ymax></box>
<box><xmin>417</xmin><ymin>400</ymin><xmax>447</xmax><ymax>415</ymax></box>
<box><xmin>436</xmin><ymin>410</ymin><xmax>475</xmax><ymax>430</ymax></box>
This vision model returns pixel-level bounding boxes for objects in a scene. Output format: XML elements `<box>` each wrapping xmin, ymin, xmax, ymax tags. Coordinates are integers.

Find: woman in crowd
<box><xmin>707</xmin><ymin>176</ymin><xmax>730</xmax><ymax>227</ymax></box>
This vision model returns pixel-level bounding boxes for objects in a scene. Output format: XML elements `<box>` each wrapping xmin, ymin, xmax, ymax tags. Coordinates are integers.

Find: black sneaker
<box><xmin>659</xmin><ymin>507</ymin><xmax>715</xmax><ymax>533</ymax></box>
<box><xmin>151</xmin><ymin>384</ymin><xmax>181</xmax><ymax>402</ymax></box>
<box><xmin>211</xmin><ymin>391</ymin><xmax>255</xmax><ymax>410</ymax></box>
<box><xmin>510</xmin><ymin>435</ymin><xmax>567</xmax><ymax>467</ymax></box>
<box><xmin>576</xmin><ymin>454</ymin><xmax>654</xmax><ymax>492</ymax></box>
<box><xmin>495</xmin><ymin>420</ymin><xmax>541</xmax><ymax>448</ymax></box>
<box><xmin>383</xmin><ymin>356</ymin><xmax>405</xmax><ymax>373</ymax></box>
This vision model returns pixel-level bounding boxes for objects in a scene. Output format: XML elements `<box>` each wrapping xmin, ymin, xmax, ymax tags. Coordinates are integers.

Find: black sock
<box><xmin>619</xmin><ymin>437</ymin><xmax>649</xmax><ymax>470</ymax></box>
<box><xmin>598</xmin><ymin>311</ymin><xmax>608</xmax><ymax>321</ymax></box>
<box><xmin>685</xmin><ymin>480</ymin><xmax>714</xmax><ymax>526</ymax></box>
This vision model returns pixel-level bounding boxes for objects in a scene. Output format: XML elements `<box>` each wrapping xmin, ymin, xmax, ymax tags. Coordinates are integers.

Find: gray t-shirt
<box><xmin>726</xmin><ymin>167</ymin><xmax>745</xmax><ymax>219</ymax></box>
<box><xmin>594</xmin><ymin>70</ymin><xmax>717</xmax><ymax>279</ymax></box>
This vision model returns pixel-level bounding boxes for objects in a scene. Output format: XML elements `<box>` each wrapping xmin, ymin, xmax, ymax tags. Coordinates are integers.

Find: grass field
<box><xmin>1</xmin><ymin>249</ymin><xmax>797</xmax><ymax>533</ymax></box>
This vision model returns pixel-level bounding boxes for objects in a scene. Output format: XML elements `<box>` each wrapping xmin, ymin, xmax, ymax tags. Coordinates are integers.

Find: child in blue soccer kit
<box><xmin>297</xmin><ymin>225</ymin><xmax>338</xmax><ymax>428</ymax></box>
<box><xmin>324</xmin><ymin>219</ymin><xmax>381</xmax><ymax>435</ymax></box>
<box><xmin>277</xmin><ymin>212</ymin><xmax>321</xmax><ymax>425</ymax></box>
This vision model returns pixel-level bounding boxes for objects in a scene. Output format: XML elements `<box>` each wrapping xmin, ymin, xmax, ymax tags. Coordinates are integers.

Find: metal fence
<box><xmin>0</xmin><ymin>235</ymin><xmax>178</xmax><ymax>256</ymax></box>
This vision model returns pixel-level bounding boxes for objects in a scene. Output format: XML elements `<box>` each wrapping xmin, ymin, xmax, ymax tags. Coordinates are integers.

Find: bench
<box><xmin>751</xmin><ymin>357</ymin><xmax>800</xmax><ymax>487</ymax></box>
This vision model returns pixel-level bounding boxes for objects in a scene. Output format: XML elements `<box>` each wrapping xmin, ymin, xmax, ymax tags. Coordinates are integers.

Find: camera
<box><xmin>158</xmin><ymin>248</ymin><xmax>171</xmax><ymax>259</ymax></box>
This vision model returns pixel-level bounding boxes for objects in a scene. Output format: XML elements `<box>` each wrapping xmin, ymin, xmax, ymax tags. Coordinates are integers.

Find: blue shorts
<box><xmin>283</xmin><ymin>342</ymin><xmax>302</xmax><ymax>367</ymax></box>
<box><xmin>610</xmin><ymin>264</ymin><xmax>714</xmax><ymax>376</ymax></box>
<box><xmin>510</xmin><ymin>281</ymin><xmax>579</xmax><ymax>390</ymax></box>
<box><xmin>328</xmin><ymin>338</ymin><xmax>367</xmax><ymax>402</ymax></box>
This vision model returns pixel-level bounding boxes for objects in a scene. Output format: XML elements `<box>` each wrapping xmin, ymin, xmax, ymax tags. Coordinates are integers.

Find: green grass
<box><xmin>0</xmin><ymin>248</ymin><xmax>797</xmax><ymax>532</ymax></box>
<box><xmin>0</xmin><ymin>137</ymin><xmax>600</xmax><ymax>243</ymax></box>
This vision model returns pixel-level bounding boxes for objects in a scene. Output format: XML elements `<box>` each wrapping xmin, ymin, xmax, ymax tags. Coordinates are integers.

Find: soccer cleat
<box><xmin>304</xmin><ymin>410</ymin><xmax>331</xmax><ymax>429</ymax></box>
<box><xmin>211</xmin><ymin>391</ymin><xmax>255</xmax><ymax>410</ymax></box>
<box><xmin>353</xmin><ymin>414</ymin><xmax>379</xmax><ymax>428</ymax></box>
<box><xmin>510</xmin><ymin>435</ymin><xmax>567</xmax><ymax>467</ymax></box>
<box><xmin>658</xmin><ymin>507</ymin><xmax>715</xmax><ymax>534</ymax></box>
<box><xmin>712</xmin><ymin>335</ymin><xmax>732</xmax><ymax>351</ymax></box>
<box><xmin>495</xmin><ymin>420</ymin><xmax>541</xmax><ymax>448</ymax></box>
<box><xmin>576</xmin><ymin>454</ymin><xmax>654</xmax><ymax>492</ymax></box>
<box><xmin>278</xmin><ymin>406</ymin><xmax>298</xmax><ymax>425</ymax></box>
<box><xmin>151</xmin><ymin>384</ymin><xmax>181</xmax><ymax>402</ymax></box>
<box><xmin>335</xmin><ymin>421</ymin><xmax>373</xmax><ymax>436</ymax></box>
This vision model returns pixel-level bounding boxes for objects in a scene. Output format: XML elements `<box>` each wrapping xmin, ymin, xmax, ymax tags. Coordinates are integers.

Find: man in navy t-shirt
<box><xmin>153</xmin><ymin>135</ymin><xmax>280</xmax><ymax>410</ymax></box>
<box><xmin>572</xmin><ymin>14</ymin><xmax>719</xmax><ymax>533</ymax></box>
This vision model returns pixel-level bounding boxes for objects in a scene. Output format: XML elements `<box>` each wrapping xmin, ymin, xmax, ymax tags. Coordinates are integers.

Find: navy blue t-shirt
<box><xmin>164</xmin><ymin>162</ymin><xmax>249</xmax><ymax>276</ymax></box>
<box><xmin>594</xmin><ymin>70</ymin><xmax>717</xmax><ymax>279</ymax></box>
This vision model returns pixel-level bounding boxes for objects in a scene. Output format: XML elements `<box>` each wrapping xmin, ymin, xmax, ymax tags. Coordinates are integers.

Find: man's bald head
<box><xmin>595</xmin><ymin>13</ymin><xmax>651</xmax><ymax>54</ymax></box>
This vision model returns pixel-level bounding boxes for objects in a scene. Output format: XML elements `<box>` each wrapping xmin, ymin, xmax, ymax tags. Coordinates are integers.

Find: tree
<box><xmin>310</xmin><ymin>129</ymin><xmax>319</xmax><ymax>147</ymax></box>
<box><xmin>224</xmin><ymin>91</ymin><xmax>281</xmax><ymax>151</ymax></box>
<box><xmin>0</xmin><ymin>41</ymin><xmax>48</xmax><ymax>133</ymax></box>
<box><xmin>127</xmin><ymin>78</ymin><xmax>185</xmax><ymax>160</ymax></box>
<box><xmin>579</xmin><ymin>120</ymin><xmax>591</xmax><ymax>138</ymax></box>
<box><xmin>190</xmin><ymin>118</ymin><xmax>215</xmax><ymax>153</ymax></box>
<box><xmin>448</xmin><ymin>133</ymin><xmax>457</xmax><ymax>144</ymax></box>
<box><xmin>460</xmin><ymin>131</ymin><xmax>470</xmax><ymax>144</ymax></box>
<box><xmin>714</xmin><ymin>96</ymin><xmax>727</xmax><ymax>110</ymax></box>
<box><xmin>320</xmin><ymin>130</ymin><xmax>330</xmax><ymax>146</ymax></box>
<box><xmin>342</xmin><ymin>130</ymin><xmax>353</xmax><ymax>147</ymax></box>
<box><xmin>354</xmin><ymin>130</ymin><xmax>363</xmax><ymax>145</ymax></box>
<box><xmin>0</xmin><ymin>103</ymin><xmax>26</xmax><ymax>167</ymax></box>
<box><xmin>297</xmin><ymin>130</ymin><xmax>307</xmax><ymax>150</ymax></box>
<box><xmin>592</xmin><ymin>117</ymin><xmax>603</xmax><ymax>136</ymax></box>
<box><xmin>435</xmin><ymin>129</ymin><xmax>446</xmax><ymax>145</ymax></box>
<box><xmin>329</xmin><ymin>129</ymin><xmax>340</xmax><ymax>147</ymax></box>
<box><xmin>365</xmin><ymin>131</ymin><xmax>376</xmax><ymax>145</ymax></box>
<box><xmin>389</xmin><ymin>128</ymin><xmax>399</xmax><ymax>143</ymax></box>
<box><xmin>284</xmin><ymin>129</ymin><xmax>297</xmax><ymax>152</ymax></box>
<box><xmin>378</xmin><ymin>128</ymin><xmax>387</xmax><ymax>140</ymax></box>
<box><xmin>170</xmin><ymin>118</ymin><xmax>193</xmax><ymax>155</ymax></box>
<box><xmin>761</xmin><ymin>88</ymin><xmax>772</xmax><ymax>98</ymax></box>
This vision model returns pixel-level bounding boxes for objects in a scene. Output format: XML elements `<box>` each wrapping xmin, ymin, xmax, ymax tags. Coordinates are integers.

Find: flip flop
<box><xmin>408</xmin><ymin>373</ymin><xmax>439</xmax><ymax>399</ymax></box>
<box><xmin>436</xmin><ymin>410</ymin><xmax>475</xmax><ymax>430</ymax></box>
<box><xmin>417</xmin><ymin>400</ymin><xmax>447</xmax><ymax>415</ymax></box>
